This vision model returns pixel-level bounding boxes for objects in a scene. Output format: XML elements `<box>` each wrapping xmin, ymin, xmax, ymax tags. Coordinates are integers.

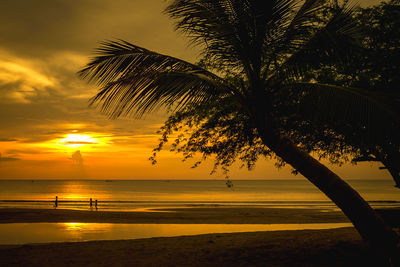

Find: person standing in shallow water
<box><xmin>95</xmin><ymin>199</ymin><xmax>98</xmax><ymax>210</ymax></box>
<box><xmin>54</xmin><ymin>196</ymin><xmax>58</xmax><ymax>209</ymax></box>
<box><xmin>90</xmin><ymin>198</ymin><xmax>93</xmax><ymax>210</ymax></box>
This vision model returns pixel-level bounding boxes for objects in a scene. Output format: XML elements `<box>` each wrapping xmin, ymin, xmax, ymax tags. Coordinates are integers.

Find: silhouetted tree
<box><xmin>301</xmin><ymin>0</ymin><xmax>400</xmax><ymax>187</ymax></box>
<box><xmin>80</xmin><ymin>0</ymin><xmax>399</xmax><ymax>263</ymax></box>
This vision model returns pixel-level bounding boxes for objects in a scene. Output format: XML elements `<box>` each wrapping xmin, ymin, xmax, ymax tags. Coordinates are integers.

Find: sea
<box><xmin>1</xmin><ymin>179</ymin><xmax>399</xmax><ymax>211</ymax></box>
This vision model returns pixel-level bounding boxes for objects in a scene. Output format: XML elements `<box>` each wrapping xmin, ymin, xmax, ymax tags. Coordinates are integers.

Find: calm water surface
<box><xmin>0</xmin><ymin>180</ymin><xmax>399</xmax><ymax>211</ymax></box>
<box><xmin>0</xmin><ymin>222</ymin><xmax>352</xmax><ymax>245</ymax></box>
<box><xmin>0</xmin><ymin>180</ymin><xmax>394</xmax><ymax>245</ymax></box>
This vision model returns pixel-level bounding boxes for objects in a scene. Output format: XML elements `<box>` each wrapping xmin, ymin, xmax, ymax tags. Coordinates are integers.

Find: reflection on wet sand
<box><xmin>63</xmin><ymin>222</ymin><xmax>110</xmax><ymax>232</ymax></box>
<box><xmin>0</xmin><ymin>222</ymin><xmax>352</xmax><ymax>245</ymax></box>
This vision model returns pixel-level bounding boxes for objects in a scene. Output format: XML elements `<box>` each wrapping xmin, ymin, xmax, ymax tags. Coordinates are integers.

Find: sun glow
<box><xmin>42</xmin><ymin>132</ymin><xmax>113</xmax><ymax>154</ymax></box>
<box><xmin>59</xmin><ymin>134</ymin><xmax>98</xmax><ymax>147</ymax></box>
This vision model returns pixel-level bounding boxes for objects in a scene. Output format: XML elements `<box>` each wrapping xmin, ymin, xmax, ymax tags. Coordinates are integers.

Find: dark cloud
<box><xmin>6</xmin><ymin>149</ymin><xmax>41</xmax><ymax>155</ymax></box>
<box><xmin>64</xmin><ymin>141</ymin><xmax>97</xmax><ymax>145</ymax></box>
<box><xmin>0</xmin><ymin>152</ymin><xmax>20</xmax><ymax>162</ymax></box>
<box><xmin>0</xmin><ymin>0</ymin><xmax>195</xmax><ymax>60</ymax></box>
<box><xmin>0</xmin><ymin>0</ymin><xmax>380</xmax><ymax>59</ymax></box>
<box><xmin>0</xmin><ymin>158</ymin><xmax>19</xmax><ymax>162</ymax></box>
<box><xmin>70</xmin><ymin>150</ymin><xmax>84</xmax><ymax>165</ymax></box>
<box><xmin>0</xmin><ymin>138</ymin><xmax>17</xmax><ymax>142</ymax></box>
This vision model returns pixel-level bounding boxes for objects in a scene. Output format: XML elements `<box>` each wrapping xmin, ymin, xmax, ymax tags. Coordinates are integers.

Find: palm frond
<box><xmin>165</xmin><ymin>0</ymin><xmax>300</xmax><ymax>79</ymax></box>
<box><xmin>166</xmin><ymin>0</ymin><xmax>249</xmax><ymax>72</ymax></box>
<box><xmin>264</xmin><ymin>0</ymin><xmax>325</xmax><ymax>52</ymax></box>
<box><xmin>267</xmin><ymin>3</ymin><xmax>359</xmax><ymax>84</ymax></box>
<box><xmin>78</xmin><ymin>40</ymin><xmax>231</xmax><ymax>118</ymax></box>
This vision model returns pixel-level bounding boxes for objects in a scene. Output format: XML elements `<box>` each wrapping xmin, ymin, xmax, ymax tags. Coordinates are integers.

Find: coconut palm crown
<box><xmin>80</xmin><ymin>0</ymin><xmax>400</xmax><ymax>262</ymax></box>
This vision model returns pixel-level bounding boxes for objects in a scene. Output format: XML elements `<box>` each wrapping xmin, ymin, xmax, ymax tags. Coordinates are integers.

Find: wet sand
<box><xmin>0</xmin><ymin>228</ymin><xmax>387</xmax><ymax>267</ymax></box>
<box><xmin>0</xmin><ymin>207</ymin><xmax>398</xmax><ymax>266</ymax></box>
<box><xmin>0</xmin><ymin>207</ymin><xmax>349</xmax><ymax>224</ymax></box>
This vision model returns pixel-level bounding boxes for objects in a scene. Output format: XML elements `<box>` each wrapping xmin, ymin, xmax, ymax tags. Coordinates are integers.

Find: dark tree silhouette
<box><xmin>80</xmin><ymin>0</ymin><xmax>399</xmax><ymax>263</ymax></box>
<box><xmin>301</xmin><ymin>0</ymin><xmax>400</xmax><ymax>188</ymax></box>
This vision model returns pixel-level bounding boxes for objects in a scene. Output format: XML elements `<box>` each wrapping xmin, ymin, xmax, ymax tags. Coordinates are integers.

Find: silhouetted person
<box><xmin>95</xmin><ymin>199</ymin><xmax>98</xmax><ymax>210</ymax></box>
<box><xmin>54</xmin><ymin>196</ymin><xmax>58</xmax><ymax>209</ymax></box>
<box><xmin>90</xmin><ymin>198</ymin><xmax>93</xmax><ymax>208</ymax></box>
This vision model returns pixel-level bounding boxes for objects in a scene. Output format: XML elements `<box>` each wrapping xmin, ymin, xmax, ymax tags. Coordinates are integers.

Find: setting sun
<box><xmin>59</xmin><ymin>134</ymin><xmax>98</xmax><ymax>147</ymax></box>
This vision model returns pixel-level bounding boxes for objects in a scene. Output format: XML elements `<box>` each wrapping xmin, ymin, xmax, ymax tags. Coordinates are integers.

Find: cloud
<box><xmin>6</xmin><ymin>149</ymin><xmax>41</xmax><ymax>155</ymax></box>
<box><xmin>0</xmin><ymin>0</ymin><xmax>196</xmax><ymax>61</ymax></box>
<box><xmin>0</xmin><ymin>59</ymin><xmax>54</xmax><ymax>104</ymax></box>
<box><xmin>70</xmin><ymin>150</ymin><xmax>84</xmax><ymax>165</ymax></box>
<box><xmin>0</xmin><ymin>157</ymin><xmax>19</xmax><ymax>161</ymax></box>
<box><xmin>0</xmin><ymin>0</ymin><xmax>195</xmax><ymax>154</ymax></box>
<box><xmin>64</xmin><ymin>141</ymin><xmax>97</xmax><ymax>145</ymax></box>
<box><xmin>0</xmin><ymin>138</ymin><xmax>17</xmax><ymax>142</ymax></box>
<box><xmin>0</xmin><ymin>152</ymin><xmax>20</xmax><ymax>162</ymax></box>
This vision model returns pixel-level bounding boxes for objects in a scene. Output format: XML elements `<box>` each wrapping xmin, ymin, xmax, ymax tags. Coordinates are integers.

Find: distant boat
<box><xmin>105</xmin><ymin>180</ymin><xmax>113</xmax><ymax>182</ymax></box>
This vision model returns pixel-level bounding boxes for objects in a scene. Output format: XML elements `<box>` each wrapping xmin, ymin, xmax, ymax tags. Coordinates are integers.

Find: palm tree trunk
<box><xmin>353</xmin><ymin>154</ymin><xmax>400</xmax><ymax>189</ymax></box>
<box><xmin>257</xmin><ymin>123</ymin><xmax>399</xmax><ymax>262</ymax></box>
<box><xmin>381</xmin><ymin>160</ymin><xmax>400</xmax><ymax>189</ymax></box>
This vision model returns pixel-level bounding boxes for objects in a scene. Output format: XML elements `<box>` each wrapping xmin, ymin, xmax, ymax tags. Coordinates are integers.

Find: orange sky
<box><xmin>0</xmin><ymin>0</ymin><xmax>391</xmax><ymax>180</ymax></box>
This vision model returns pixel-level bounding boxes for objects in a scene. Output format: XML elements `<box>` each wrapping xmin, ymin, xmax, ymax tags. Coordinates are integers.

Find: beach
<box><xmin>0</xmin><ymin>207</ymin><xmax>399</xmax><ymax>266</ymax></box>
<box><xmin>0</xmin><ymin>207</ymin><xmax>350</xmax><ymax>224</ymax></box>
<box><xmin>0</xmin><ymin>228</ymin><xmax>380</xmax><ymax>267</ymax></box>
<box><xmin>0</xmin><ymin>181</ymin><xmax>399</xmax><ymax>266</ymax></box>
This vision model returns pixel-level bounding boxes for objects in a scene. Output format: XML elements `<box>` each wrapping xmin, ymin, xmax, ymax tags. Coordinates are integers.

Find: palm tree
<box><xmin>80</xmin><ymin>0</ymin><xmax>399</xmax><ymax>261</ymax></box>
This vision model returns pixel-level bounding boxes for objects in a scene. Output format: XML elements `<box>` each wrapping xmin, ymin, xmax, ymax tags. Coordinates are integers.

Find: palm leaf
<box><xmin>263</xmin><ymin>0</ymin><xmax>325</xmax><ymax>54</ymax></box>
<box><xmin>166</xmin><ymin>0</ymin><xmax>299</xmax><ymax>78</ymax></box>
<box><xmin>78</xmin><ymin>40</ymin><xmax>232</xmax><ymax>118</ymax></box>
<box><xmin>267</xmin><ymin>3</ymin><xmax>359</xmax><ymax>84</ymax></box>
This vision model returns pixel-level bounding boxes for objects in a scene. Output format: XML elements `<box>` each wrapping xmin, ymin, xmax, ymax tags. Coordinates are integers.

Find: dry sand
<box><xmin>0</xmin><ymin>207</ymin><xmax>398</xmax><ymax>266</ymax></box>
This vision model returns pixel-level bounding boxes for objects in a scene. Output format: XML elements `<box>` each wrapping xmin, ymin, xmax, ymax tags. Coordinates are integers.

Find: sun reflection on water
<box><xmin>0</xmin><ymin>223</ymin><xmax>353</xmax><ymax>245</ymax></box>
<box><xmin>64</xmin><ymin>222</ymin><xmax>84</xmax><ymax>231</ymax></box>
<box><xmin>62</xmin><ymin>222</ymin><xmax>111</xmax><ymax>234</ymax></box>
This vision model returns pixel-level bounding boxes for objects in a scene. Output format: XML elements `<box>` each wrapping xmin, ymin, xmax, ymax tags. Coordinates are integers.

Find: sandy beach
<box><xmin>1</xmin><ymin>207</ymin><xmax>398</xmax><ymax>225</ymax></box>
<box><xmin>0</xmin><ymin>207</ymin><xmax>399</xmax><ymax>266</ymax></box>
<box><xmin>0</xmin><ymin>227</ymin><xmax>386</xmax><ymax>266</ymax></box>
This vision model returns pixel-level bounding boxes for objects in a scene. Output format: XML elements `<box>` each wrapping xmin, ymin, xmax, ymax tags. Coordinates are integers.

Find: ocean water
<box><xmin>0</xmin><ymin>179</ymin><xmax>399</xmax><ymax>211</ymax></box>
